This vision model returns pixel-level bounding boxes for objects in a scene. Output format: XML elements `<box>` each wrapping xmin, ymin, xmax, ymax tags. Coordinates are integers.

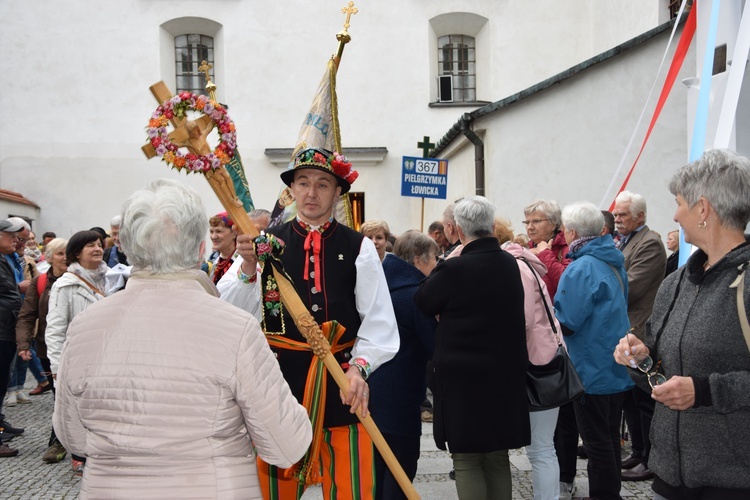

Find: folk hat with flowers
<box><xmin>280</xmin><ymin>147</ymin><xmax>359</xmax><ymax>194</ymax></box>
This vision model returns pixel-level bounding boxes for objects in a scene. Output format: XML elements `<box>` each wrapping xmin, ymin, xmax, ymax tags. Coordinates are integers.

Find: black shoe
<box><xmin>577</xmin><ymin>445</ymin><xmax>588</xmax><ymax>459</ymax></box>
<box><xmin>621</xmin><ymin>453</ymin><xmax>642</xmax><ymax>470</ymax></box>
<box><xmin>621</xmin><ymin>463</ymin><xmax>654</xmax><ymax>481</ymax></box>
<box><xmin>0</xmin><ymin>432</ymin><xmax>14</xmax><ymax>442</ymax></box>
<box><xmin>0</xmin><ymin>421</ymin><xmax>24</xmax><ymax>435</ymax></box>
<box><xmin>449</xmin><ymin>469</ymin><xmax>455</xmax><ymax>480</ymax></box>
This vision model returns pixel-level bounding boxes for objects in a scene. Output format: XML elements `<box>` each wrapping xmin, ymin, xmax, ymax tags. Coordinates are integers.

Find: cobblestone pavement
<box><xmin>2</xmin><ymin>380</ymin><xmax>655</xmax><ymax>499</ymax></box>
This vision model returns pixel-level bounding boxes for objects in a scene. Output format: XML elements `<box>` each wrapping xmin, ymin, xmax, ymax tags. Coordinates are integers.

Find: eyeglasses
<box><xmin>0</xmin><ymin>232</ymin><xmax>19</xmax><ymax>241</ymax></box>
<box><xmin>625</xmin><ymin>333</ymin><xmax>665</xmax><ymax>391</ymax></box>
<box><xmin>633</xmin><ymin>353</ymin><xmax>666</xmax><ymax>389</ymax></box>
<box><xmin>522</xmin><ymin>219</ymin><xmax>549</xmax><ymax>226</ymax></box>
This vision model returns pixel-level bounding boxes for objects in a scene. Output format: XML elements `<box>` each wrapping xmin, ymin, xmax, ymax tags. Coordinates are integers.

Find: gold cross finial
<box><xmin>341</xmin><ymin>1</ymin><xmax>358</xmax><ymax>31</ymax></box>
<box><xmin>198</xmin><ymin>60</ymin><xmax>213</xmax><ymax>84</ymax></box>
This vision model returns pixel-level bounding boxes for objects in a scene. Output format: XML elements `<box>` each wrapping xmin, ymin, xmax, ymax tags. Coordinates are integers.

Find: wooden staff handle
<box><xmin>204</xmin><ymin>168</ymin><xmax>420</xmax><ymax>499</ymax></box>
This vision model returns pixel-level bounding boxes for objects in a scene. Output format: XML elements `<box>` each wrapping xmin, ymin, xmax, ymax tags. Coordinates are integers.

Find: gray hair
<box><xmin>110</xmin><ymin>215</ymin><xmax>122</xmax><ymax>227</ymax></box>
<box><xmin>669</xmin><ymin>149</ymin><xmax>750</xmax><ymax>230</ymax></box>
<box><xmin>43</xmin><ymin>237</ymin><xmax>68</xmax><ymax>262</ymax></box>
<box><xmin>248</xmin><ymin>208</ymin><xmax>271</xmax><ymax>221</ymax></box>
<box><xmin>442</xmin><ymin>203</ymin><xmax>456</xmax><ymax>224</ymax></box>
<box><xmin>7</xmin><ymin>217</ymin><xmax>30</xmax><ymax>232</ymax></box>
<box><xmin>393</xmin><ymin>230</ymin><xmax>439</xmax><ymax>266</ymax></box>
<box><xmin>561</xmin><ymin>202</ymin><xmax>605</xmax><ymax>238</ymax></box>
<box><xmin>523</xmin><ymin>200</ymin><xmax>562</xmax><ymax>230</ymax></box>
<box><xmin>615</xmin><ymin>190</ymin><xmax>647</xmax><ymax>221</ymax></box>
<box><xmin>454</xmin><ymin>196</ymin><xmax>495</xmax><ymax>239</ymax></box>
<box><xmin>119</xmin><ymin>178</ymin><xmax>208</xmax><ymax>274</ymax></box>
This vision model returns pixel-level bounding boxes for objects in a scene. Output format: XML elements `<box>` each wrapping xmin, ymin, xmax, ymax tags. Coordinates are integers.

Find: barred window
<box><xmin>175</xmin><ymin>34</ymin><xmax>214</xmax><ymax>95</ymax></box>
<box><xmin>438</xmin><ymin>35</ymin><xmax>476</xmax><ymax>102</ymax></box>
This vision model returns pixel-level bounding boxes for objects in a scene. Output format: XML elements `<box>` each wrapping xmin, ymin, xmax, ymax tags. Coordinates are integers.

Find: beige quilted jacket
<box><xmin>53</xmin><ymin>273</ymin><xmax>312</xmax><ymax>499</ymax></box>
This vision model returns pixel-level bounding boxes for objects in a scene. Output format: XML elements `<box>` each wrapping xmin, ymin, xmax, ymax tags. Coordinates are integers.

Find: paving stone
<box><xmin>2</xmin><ymin>379</ymin><xmax>656</xmax><ymax>499</ymax></box>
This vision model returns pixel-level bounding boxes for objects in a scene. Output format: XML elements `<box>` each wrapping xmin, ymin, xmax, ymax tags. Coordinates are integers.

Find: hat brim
<box><xmin>280</xmin><ymin>165</ymin><xmax>351</xmax><ymax>194</ymax></box>
<box><xmin>0</xmin><ymin>223</ymin><xmax>24</xmax><ymax>232</ymax></box>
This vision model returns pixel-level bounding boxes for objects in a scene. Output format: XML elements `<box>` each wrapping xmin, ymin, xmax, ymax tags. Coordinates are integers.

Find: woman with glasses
<box><xmin>523</xmin><ymin>200</ymin><xmax>570</xmax><ymax>300</ymax></box>
<box><xmin>554</xmin><ymin>201</ymin><xmax>634</xmax><ymax>500</ymax></box>
<box><xmin>523</xmin><ymin>199</ymin><xmax>576</xmax><ymax>499</ymax></box>
<box><xmin>614</xmin><ymin>149</ymin><xmax>750</xmax><ymax>500</ymax></box>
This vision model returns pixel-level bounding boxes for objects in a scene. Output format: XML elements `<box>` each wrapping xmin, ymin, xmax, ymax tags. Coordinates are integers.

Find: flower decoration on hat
<box><xmin>283</xmin><ymin>148</ymin><xmax>358</xmax><ymax>193</ymax></box>
<box><xmin>146</xmin><ymin>92</ymin><xmax>237</xmax><ymax>173</ymax></box>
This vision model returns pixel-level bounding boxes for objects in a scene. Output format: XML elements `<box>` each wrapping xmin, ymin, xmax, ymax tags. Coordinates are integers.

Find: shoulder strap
<box><xmin>36</xmin><ymin>273</ymin><xmax>47</xmax><ymax>298</ymax></box>
<box><xmin>71</xmin><ymin>273</ymin><xmax>105</xmax><ymax>297</ymax></box>
<box><xmin>729</xmin><ymin>260</ymin><xmax>750</xmax><ymax>353</ymax></box>
<box><xmin>517</xmin><ymin>256</ymin><xmax>561</xmax><ymax>345</ymax></box>
<box><xmin>607</xmin><ymin>263</ymin><xmax>625</xmax><ymax>293</ymax></box>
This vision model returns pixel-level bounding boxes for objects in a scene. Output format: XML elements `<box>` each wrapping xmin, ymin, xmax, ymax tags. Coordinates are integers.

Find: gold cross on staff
<box><xmin>198</xmin><ymin>60</ymin><xmax>213</xmax><ymax>84</ymax></box>
<box><xmin>341</xmin><ymin>1</ymin><xmax>358</xmax><ymax>31</ymax></box>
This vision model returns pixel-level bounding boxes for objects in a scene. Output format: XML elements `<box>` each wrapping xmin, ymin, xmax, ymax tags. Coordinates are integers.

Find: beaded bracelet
<box><xmin>237</xmin><ymin>266</ymin><xmax>258</xmax><ymax>284</ymax></box>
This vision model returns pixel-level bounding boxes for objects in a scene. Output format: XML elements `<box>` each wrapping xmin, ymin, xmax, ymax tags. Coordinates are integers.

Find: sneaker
<box><xmin>71</xmin><ymin>458</ymin><xmax>85</xmax><ymax>477</ymax></box>
<box><xmin>0</xmin><ymin>421</ymin><xmax>24</xmax><ymax>435</ymax></box>
<box><xmin>42</xmin><ymin>442</ymin><xmax>67</xmax><ymax>464</ymax></box>
<box><xmin>5</xmin><ymin>392</ymin><xmax>16</xmax><ymax>407</ymax></box>
<box><xmin>15</xmin><ymin>392</ymin><xmax>32</xmax><ymax>404</ymax></box>
<box><xmin>559</xmin><ymin>481</ymin><xmax>576</xmax><ymax>500</ymax></box>
<box><xmin>0</xmin><ymin>443</ymin><xmax>18</xmax><ymax>457</ymax></box>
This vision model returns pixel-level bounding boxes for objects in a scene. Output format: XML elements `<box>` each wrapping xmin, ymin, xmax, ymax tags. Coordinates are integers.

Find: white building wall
<box><xmin>422</xmin><ymin>26</ymin><xmax>694</xmax><ymax>240</ymax></box>
<box><xmin>0</xmin><ymin>0</ymin><xmax>673</xmax><ymax>238</ymax></box>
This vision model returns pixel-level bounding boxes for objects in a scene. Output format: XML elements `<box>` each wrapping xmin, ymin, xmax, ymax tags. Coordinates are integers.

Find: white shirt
<box><xmin>217</xmin><ymin>236</ymin><xmax>399</xmax><ymax>373</ymax></box>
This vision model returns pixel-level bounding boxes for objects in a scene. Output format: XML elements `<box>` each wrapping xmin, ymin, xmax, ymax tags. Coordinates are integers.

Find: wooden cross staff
<box><xmin>142</xmin><ymin>81</ymin><xmax>419</xmax><ymax>499</ymax></box>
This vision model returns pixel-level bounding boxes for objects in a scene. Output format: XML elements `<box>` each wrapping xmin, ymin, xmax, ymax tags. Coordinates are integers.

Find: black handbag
<box><xmin>518</xmin><ymin>257</ymin><xmax>585</xmax><ymax>411</ymax></box>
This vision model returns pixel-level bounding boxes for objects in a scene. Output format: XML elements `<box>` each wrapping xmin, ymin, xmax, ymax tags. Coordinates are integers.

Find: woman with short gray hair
<box><xmin>554</xmin><ymin>201</ymin><xmax>634</xmax><ymax>500</ymax></box>
<box><xmin>54</xmin><ymin>179</ymin><xmax>311</xmax><ymax>498</ymax></box>
<box><xmin>614</xmin><ymin>149</ymin><xmax>750</xmax><ymax>499</ymax></box>
<box><xmin>415</xmin><ymin>195</ymin><xmax>529</xmax><ymax>500</ymax></box>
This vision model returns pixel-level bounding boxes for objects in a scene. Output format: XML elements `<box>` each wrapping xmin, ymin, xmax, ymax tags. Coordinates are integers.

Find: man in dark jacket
<box><xmin>0</xmin><ymin>219</ymin><xmax>26</xmax><ymax>457</ymax></box>
<box><xmin>613</xmin><ymin>191</ymin><xmax>666</xmax><ymax>481</ymax></box>
<box><xmin>103</xmin><ymin>215</ymin><xmax>129</xmax><ymax>267</ymax></box>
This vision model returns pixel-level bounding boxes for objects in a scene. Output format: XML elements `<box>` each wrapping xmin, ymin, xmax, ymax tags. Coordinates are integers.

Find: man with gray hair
<box><xmin>440</xmin><ymin>202</ymin><xmax>461</xmax><ymax>259</ymax></box>
<box><xmin>613</xmin><ymin>190</ymin><xmax>666</xmax><ymax>482</ymax></box>
<box><xmin>103</xmin><ymin>215</ymin><xmax>129</xmax><ymax>267</ymax></box>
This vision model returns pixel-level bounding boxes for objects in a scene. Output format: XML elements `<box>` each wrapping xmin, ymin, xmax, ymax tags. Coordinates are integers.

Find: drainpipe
<box><xmin>459</xmin><ymin>114</ymin><xmax>485</xmax><ymax>197</ymax></box>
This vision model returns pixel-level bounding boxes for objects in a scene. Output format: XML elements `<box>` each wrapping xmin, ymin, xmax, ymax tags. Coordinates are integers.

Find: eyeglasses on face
<box><xmin>0</xmin><ymin>232</ymin><xmax>19</xmax><ymax>241</ymax></box>
<box><xmin>522</xmin><ymin>219</ymin><xmax>549</xmax><ymax>226</ymax></box>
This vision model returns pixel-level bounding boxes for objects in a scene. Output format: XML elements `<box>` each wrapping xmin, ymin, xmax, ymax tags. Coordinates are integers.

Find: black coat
<box><xmin>103</xmin><ymin>246</ymin><xmax>129</xmax><ymax>267</ymax></box>
<box><xmin>414</xmin><ymin>237</ymin><xmax>530</xmax><ymax>453</ymax></box>
<box><xmin>0</xmin><ymin>257</ymin><xmax>22</xmax><ymax>342</ymax></box>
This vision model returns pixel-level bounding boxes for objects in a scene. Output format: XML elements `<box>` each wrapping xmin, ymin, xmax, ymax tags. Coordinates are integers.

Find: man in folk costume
<box><xmin>218</xmin><ymin>147</ymin><xmax>399</xmax><ymax>500</ymax></box>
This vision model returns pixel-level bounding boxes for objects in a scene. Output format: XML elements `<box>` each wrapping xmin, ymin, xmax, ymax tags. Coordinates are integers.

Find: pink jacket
<box><xmin>53</xmin><ymin>272</ymin><xmax>312</xmax><ymax>499</ymax></box>
<box><xmin>504</xmin><ymin>243</ymin><xmax>565</xmax><ymax>365</ymax></box>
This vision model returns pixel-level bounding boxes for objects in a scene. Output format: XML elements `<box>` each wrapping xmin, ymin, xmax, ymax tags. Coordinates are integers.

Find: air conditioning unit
<box><xmin>438</xmin><ymin>75</ymin><xmax>453</xmax><ymax>103</ymax></box>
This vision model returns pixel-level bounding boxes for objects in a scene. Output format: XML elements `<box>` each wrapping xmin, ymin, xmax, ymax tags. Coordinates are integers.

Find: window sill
<box><xmin>429</xmin><ymin>101</ymin><xmax>491</xmax><ymax>108</ymax></box>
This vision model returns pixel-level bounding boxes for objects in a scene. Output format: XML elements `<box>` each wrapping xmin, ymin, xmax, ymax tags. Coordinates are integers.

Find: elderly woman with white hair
<box><xmin>553</xmin><ymin>201</ymin><xmax>634</xmax><ymax>500</ymax></box>
<box><xmin>614</xmin><ymin>149</ymin><xmax>750</xmax><ymax>499</ymax></box>
<box><xmin>415</xmin><ymin>196</ymin><xmax>529</xmax><ymax>500</ymax></box>
<box><xmin>53</xmin><ymin>179</ymin><xmax>311</xmax><ymax>498</ymax></box>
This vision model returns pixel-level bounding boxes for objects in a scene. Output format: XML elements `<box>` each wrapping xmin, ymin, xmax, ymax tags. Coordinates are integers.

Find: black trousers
<box><xmin>554</xmin><ymin>401</ymin><xmax>579</xmax><ymax>483</ymax></box>
<box><xmin>622</xmin><ymin>385</ymin><xmax>655</xmax><ymax>465</ymax></box>
<box><xmin>574</xmin><ymin>392</ymin><xmax>626</xmax><ymax>500</ymax></box>
<box><xmin>374</xmin><ymin>432</ymin><xmax>420</xmax><ymax>500</ymax></box>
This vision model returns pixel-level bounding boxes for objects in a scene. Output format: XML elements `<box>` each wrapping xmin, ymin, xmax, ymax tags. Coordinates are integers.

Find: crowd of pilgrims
<box><xmin>1</xmin><ymin>147</ymin><xmax>749</xmax><ymax>500</ymax></box>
